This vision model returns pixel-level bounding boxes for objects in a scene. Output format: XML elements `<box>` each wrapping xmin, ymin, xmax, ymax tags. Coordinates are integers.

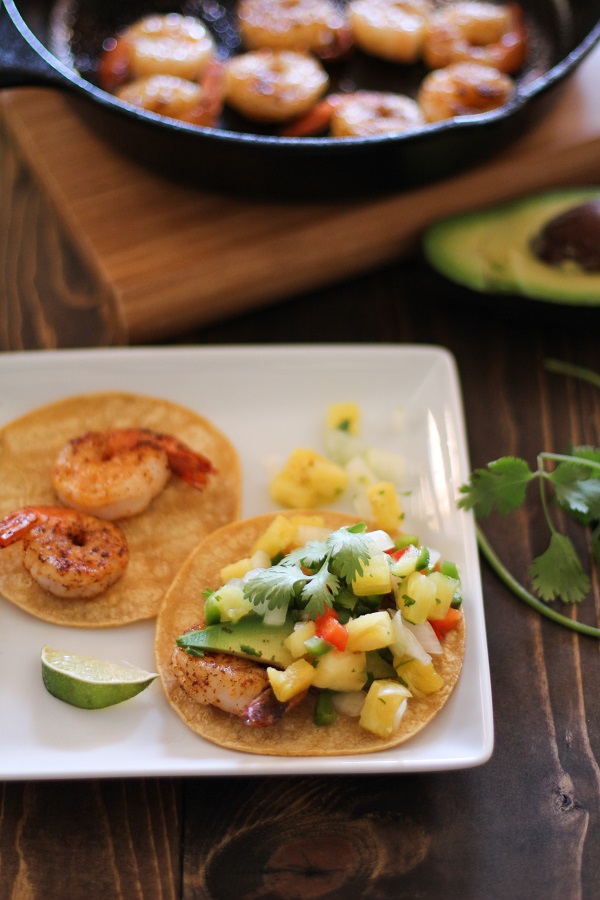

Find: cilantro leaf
<box><xmin>529</xmin><ymin>533</ymin><xmax>590</xmax><ymax>604</ymax></box>
<box><xmin>243</xmin><ymin>563</ymin><xmax>307</xmax><ymax>611</ymax></box>
<box><xmin>550</xmin><ymin>461</ymin><xmax>600</xmax><ymax>522</ymax></box>
<box><xmin>326</xmin><ymin>525</ymin><xmax>371</xmax><ymax>582</ymax></box>
<box><xmin>458</xmin><ymin>457</ymin><xmax>534</xmax><ymax>516</ymax></box>
<box><xmin>283</xmin><ymin>539</ymin><xmax>328</xmax><ymax>569</ymax></box>
<box><xmin>300</xmin><ymin>562</ymin><xmax>340</xmax><ymax>618</ymax></box>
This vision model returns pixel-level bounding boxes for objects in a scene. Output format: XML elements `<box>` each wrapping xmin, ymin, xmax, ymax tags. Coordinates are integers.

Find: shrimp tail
<box><xmin>318</xmin><ymin>24</ymin><xmax>354</xmax><ymax>61</ymax></box>
<box><xmin>98</xmin><ymin>37</ymin><xmax>132</xmax><ymax>93</ymax></box>
<box><xmin>159</xmin><ymin>435</ymin><xmax>217</xmax><ymax>488</ymax></box>
<box><xmin>243</xmin><ymin>687</ymin><xmax>308</xmax><ymax>726</ymax></box>
<box><xmin>281</xmin><ymin>95</ymin><xmax>341</xmax><ymax>137</ymax></box>
<box><xmin>0</xmin><ymin>508</ymin><xmax>40</xmax><ymax>546</ymax></box>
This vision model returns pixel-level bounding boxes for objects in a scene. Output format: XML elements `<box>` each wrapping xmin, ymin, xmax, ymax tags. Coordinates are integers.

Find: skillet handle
<box><xmin>0</xmin><ymin>1</ymin><xmax>65</xmax><ymax>87</ymax></box>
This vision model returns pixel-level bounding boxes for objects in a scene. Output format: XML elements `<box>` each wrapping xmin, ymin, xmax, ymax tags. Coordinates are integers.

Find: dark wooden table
<box><xmin>1</xmin><ymin>115</ymin><xmax>600</xmax><ymax>900</ymax></box>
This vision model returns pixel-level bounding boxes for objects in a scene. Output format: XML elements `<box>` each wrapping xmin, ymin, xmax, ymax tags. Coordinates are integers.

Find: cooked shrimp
<box><xmin>283</xmin><ymin>90</ymin><xmax>423</xmax><ymax>136</ymax></box>
<box><xmin>348</xmin><ymin>0</ymin><xmax>432</xmax><ymax>64</ymax></box>
<box><xmin>171</xmin><ymin>646</ymin><xmax>306</xmax><ymax>725</ymax></box>
<box><xmin>0</xmin><ymin>506</ymin><xmax>129</xmax><ymax>599</ymax></box>
<box><xmin>115</xmin><ymin>61</ymin><xmax>225</xmax><ymax>128</ymax></box>
<box><xmin>423</xmin><ymin>1</ymin><xmax>527</xmax><ymax>74</ymax></box>
<box><xmin>418</xmin><ymin>61</ymin><xmax>514</xmax><ymax>122</ymax></box>
<box><xmin>238</xmin><ymin>0</ymin><xmax>352</xmax><ymax>61</ymax></box>
<box><xmin>52</xmin><ymin>428</ymin><xmax>216</xmax><ymax>521</ymax></box>
<box><xmin>225</xmin><ymin>49</ymin><xmax>329</xmax><ymax>123</ymax></box>
<box><xmin>99</xmin><ymin>13</ymin><xmax>216</xmax><ymax>93</ymax></box>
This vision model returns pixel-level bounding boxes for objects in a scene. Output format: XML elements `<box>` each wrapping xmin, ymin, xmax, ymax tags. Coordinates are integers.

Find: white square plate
<box><xmin>0</xmin><ymin>345</ymin><xmax>493</xmax><ymax>777</ymax></box>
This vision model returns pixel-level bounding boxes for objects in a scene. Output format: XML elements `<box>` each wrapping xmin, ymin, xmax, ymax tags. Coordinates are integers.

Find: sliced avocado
<box><xmin>177</xmin><ymin>613</ymin><xmax>295</xmax><ymax>668</ymax></box>
<box><xmin>423</xmin><ymin>188</ymin><xmax>600</xmax><ymax>306</ymax></box>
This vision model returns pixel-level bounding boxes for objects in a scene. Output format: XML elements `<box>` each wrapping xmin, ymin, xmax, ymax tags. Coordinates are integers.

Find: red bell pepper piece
<box><xmin>428</xmin><ymin>608</ymin><xmax>463</xmax><ymax>640</ymax></box>
<box><xmin>315</xmin><ymin>608</ymin><xmax>349</xmax><ymax>652</ymax></box>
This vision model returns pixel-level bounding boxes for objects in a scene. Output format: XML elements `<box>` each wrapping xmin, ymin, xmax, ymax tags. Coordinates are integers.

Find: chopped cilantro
<box><xmin>243</xmin><ymin>523</ymin><xmax>374</xmax><ymax>620</ymax></box>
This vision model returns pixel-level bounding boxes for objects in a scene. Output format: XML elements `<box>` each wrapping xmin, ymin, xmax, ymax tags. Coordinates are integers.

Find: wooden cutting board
<box><xmin>2</xmin><ymin>43</ymin><xmax>600</xmax><ymax>343</ymax></box>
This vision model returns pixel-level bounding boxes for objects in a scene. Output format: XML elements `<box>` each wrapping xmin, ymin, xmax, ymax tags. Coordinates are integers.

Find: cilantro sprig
<box><xmin>243</xmin><ymin>523</ymin><xmax>371</xmax><ymax>619</ymax></box>
<box><xmin>458</xmin><ymin>359</ymin><xmax>600</xmax><ymax>636</ymax></box>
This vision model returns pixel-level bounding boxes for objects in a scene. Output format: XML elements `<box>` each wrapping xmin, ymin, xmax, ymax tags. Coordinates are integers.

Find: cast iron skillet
<box><xmin>1</xmin><ymin>0</ymin><xmax>599</xmax><ymax>200</ymax></box>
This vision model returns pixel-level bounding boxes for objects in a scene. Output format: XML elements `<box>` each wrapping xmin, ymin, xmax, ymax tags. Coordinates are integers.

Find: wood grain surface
<box><xmin>1</xmin><ymin>47</ymin><xmax>600</xmax><ymax>900</ymax></box>
<box><xmin>1</xmin><ymin>41</ymin><xmax>600</xmax><ymax>344</ymax></box>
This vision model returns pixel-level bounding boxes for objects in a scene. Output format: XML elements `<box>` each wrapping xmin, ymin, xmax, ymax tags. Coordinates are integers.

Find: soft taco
<box><xmin>155</xmin><ymin>509</ymin><xmax>465</xmax><ymax>756</ymax></box>
<box><xmin>0</xmin><ymin>391</ymin><xmax>241</xmax><ymax>627</ymax></box>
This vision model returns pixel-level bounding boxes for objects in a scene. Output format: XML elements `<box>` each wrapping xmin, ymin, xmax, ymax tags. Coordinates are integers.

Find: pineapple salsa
<box><xmin>177</xmin><ymin>513</ymin><xmax>464</xmax><ymax>739</ymax></box>
<box><xmin>268</xmin><ymin>402</ymin><xmax>407</xmax><ymax>534</ymax></box>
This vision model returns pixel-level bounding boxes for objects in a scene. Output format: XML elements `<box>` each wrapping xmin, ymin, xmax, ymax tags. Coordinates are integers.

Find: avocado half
<box><xmin>423</xmin><ymin>188</ymin><xmax>600</xmax><ymax>306</ymax></box>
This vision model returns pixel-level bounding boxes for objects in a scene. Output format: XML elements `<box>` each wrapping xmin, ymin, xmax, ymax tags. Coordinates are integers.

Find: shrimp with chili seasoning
<box><xmin>171</xmin><ymin>644</ymin><xmax>306</xmax><ymax>725</ymax></box>
<box><xmin>225</xmin><ymin>49</ymin><xmax>329</xmax><ymax>123</ymax></box>
<box><xmin>51</xmin><ymin>428</ymin><xmax>216</xmax><ymax>521</ymax></box>
<box><xmin>237</xmin><ymin>0</ymin><xmax>352</xmax><ymax>61</ymax></box>
<box><xmin>418</xmin><ymin>60</ymin><xmax>514</xmax><ymax>122</ymax></box>
<box><xmin>423</xmin><ymin>1</ymin><xmax>527</xmax><ymax>74</ymax></box>
<box><xmin>0</xmin><ymin>506</ymin><xmax>129</xmax><ymax>599</ymax></box>
<box><xmin>348</xmin><ymin>0</ymin><xmax>432</xmax><ymax>64</ymax></box>
<box><xmin>282</xmin><ymin>89</ymin><xmax>424</xmax><ymax>137</ymax></box>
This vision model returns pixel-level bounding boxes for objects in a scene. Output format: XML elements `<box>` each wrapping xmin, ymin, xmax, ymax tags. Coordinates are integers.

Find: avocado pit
<box><xmin>531</xmin><ymin>199</ymin><xmax>600</xmax><ymax>272</ymax></box>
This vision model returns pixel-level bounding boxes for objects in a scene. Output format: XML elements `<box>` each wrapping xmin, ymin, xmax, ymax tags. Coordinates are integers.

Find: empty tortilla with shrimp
<box><xmin>155</xmin><ymin>510</ymin><xmax>465</xmax><ymax>757</ymax></box>
<box><xmin>0</xmin><ymin>392</ymin><xmax>241</xmax><ymax>627</ymax></box>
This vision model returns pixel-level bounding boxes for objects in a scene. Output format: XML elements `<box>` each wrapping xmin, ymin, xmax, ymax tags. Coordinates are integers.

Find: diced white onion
<box><xmin>364</xmin><ymin>447</ymin><xmax>406</xmax><ymax>485</ymax></box>
<box><xmin>331</xmin><ymin>690</ymin><xmax>366</xmax><ymax>717</ymax></box>
<box><xmin>324</xmin><ymin>429</ymin><xmax>367</xmax><ymax>465</ymax></box>
<box><xmin>263</xmin><ymin>604</ymin><xmax>288</xmax><ymax>627</ymax></box>
<box><xmin>389</xmin><ymin>611</ymin><xmax>431</xmax><ymax>666</ymax></box>
<box><xmin>363</xmin><ymin>529</ymin><xmax>394</xmax><ymax>553</ymax></box>
<box><xmin>352</xmin><ymin>491</ymin><xmax>373</xmax><ymax>520</ymax></box>
<box><xmin>393</xmin><ymin>699</ymin><xmax>408</xmax><ymax>730</ymax></box>
<box><xmin>403</xmin><ymin>620</ymin><xmax>443</xmax><ymax>655</ymax></box>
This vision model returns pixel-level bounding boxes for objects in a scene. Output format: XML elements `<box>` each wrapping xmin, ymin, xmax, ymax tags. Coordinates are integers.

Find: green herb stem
<box><xmin>544</xmin><ymin>359</ymin><xmax>600</xmax><ymax>390</ymax></box>
<box><xmin>476</xmin><ymin>524</ymin><xmax>600</xmax><ymax>638</ymax></box>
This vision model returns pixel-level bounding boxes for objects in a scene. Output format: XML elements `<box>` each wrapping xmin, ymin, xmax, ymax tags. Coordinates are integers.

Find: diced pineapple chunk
<box><xmin>220</xmin><ymin>550</ymin><xmax>270</xmax><ymax>583</ymax></box>
<box><xmin>251</xmin><ymin>514</ymin><xmax>297</xmax><ymax>558</ymax></box>
<box><xmin>351</xmin><ymin>552</ymin><xmax>392</xmax><ymax>596</ymax></box>
<box><xmin>312</xmin><ymin>649</ymin><xmax>367</xmax><ymax>692</ymax></box>
<box><xmin>346</xmin><ymin>611</ymin><xmax>394</xmax><ymax>652</ymax></box>
<box><xmin>326</xmin><ymin>402</ymin><xmax>361</xmax><ymax>435</ymax></box>
<box><xmin>269</xmin><ymin>448</ymin><xmax>349</xmax><ymax>508</ymax></box>
<box><xmin>367</xmin><ymin>481</ymin><xmax>404</xmax><ymax>534</ymax></box>
<box><xmin>427</xmin><ymin>571</ymin><xmax>459</xmax><ymax>620</ymax></box>
<box><xmin>397</xmin><ymin>571</ymin><xmax>437</xmax><ymax>624</ymax></box>
<box><xmin>359</xmin><ymin>679</ymin><xmax>412</xmax><ymax>738</ymax></box>
<box><xmin>395</xmin><ymin>658</ymin><xmax>444</xmax><ymax>695</ymax></box>
<box><xmin>209</xmin><ymin>584</ymin><xmax>253</xmax><ymax>623</ymax></box>
<box><xmin>267</xmin><ymin>659</ymin><xmax>315</xmax><ymax>702</ymax></box>
<box><xmin>283</xmin><ymin>620</ymin><xmax>317</xmax><ymax>658</ymax></box>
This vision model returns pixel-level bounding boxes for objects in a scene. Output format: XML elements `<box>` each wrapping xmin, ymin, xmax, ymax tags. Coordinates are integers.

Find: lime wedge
<box><xmin>41</xmin><ymin>646</ymin><xmax>157</xmax><ymax>710</ymax></box>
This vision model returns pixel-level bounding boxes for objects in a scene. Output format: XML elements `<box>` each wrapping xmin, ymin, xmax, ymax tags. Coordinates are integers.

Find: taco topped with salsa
<box><xmin>155</xmin><ymin>509</ymin><xmax>464</xmax><ymax>756</ymax></box>
<box><xmin>0</xmin><ymin>391</ymin><xmax>241</xmax><ymax>627</ymax></box>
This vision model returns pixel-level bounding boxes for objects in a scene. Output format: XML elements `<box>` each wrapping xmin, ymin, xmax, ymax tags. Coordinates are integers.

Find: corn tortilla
<box><xmin>0</xmin><ymin>392</ymin><xmax>241</xmax><ymax>627</ymax></box>
<box><xmin>155</xmin><ymin>510</ymin><xmax>465</xmax><ymax>756</ymax></box>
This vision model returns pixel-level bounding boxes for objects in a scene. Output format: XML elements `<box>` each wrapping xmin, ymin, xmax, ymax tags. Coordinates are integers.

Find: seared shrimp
<box><xmin>99</xmin><ymin>13</ymin><xmax>216</xmax><ymax>93</ymax></box>
<box><xmin>115</xmin><ymin>61</ymin><xmax>226</xmax><ymax>127</ymax></box>
<box><xmin>348</xmin><ymin>0</ymin><xmax>432</xmax><ymax>64</ymax></box>
<box><xmin>283</xmin><ymin>90</ymin><xmax>423</xmax><ymax>136</ymax></box>
<box><xmin>423</xmin><ymin>2</ymin><xmax>527</xmax><ymax>74</ymax></box>
<box><xmin>0</xmin><ymin>506</ymin><xmax>129</xmax><ymax>599</ymax></box>
<box><xmin>52</xmin><ymin>428</ymin><xmax>216</xmax><ymax>521</ymax></box>
<box><xmin>225</xmin><ymin>49</ymin><xmax>329</xmax><ymax>123</ymax></box>
<box><xmin>238</xmin><ymin>0</ymin><xmax>352</xmax><ymax>61</ymax></box>
<box><xmin>172</xmin><ymin>646</ymin><xmax>305</xmax><ymax>725</ymax></box>
<box><xmin>418</xmin><ymin>61</ymin><xmax>514</xmax><ymax>122</ymax></box>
